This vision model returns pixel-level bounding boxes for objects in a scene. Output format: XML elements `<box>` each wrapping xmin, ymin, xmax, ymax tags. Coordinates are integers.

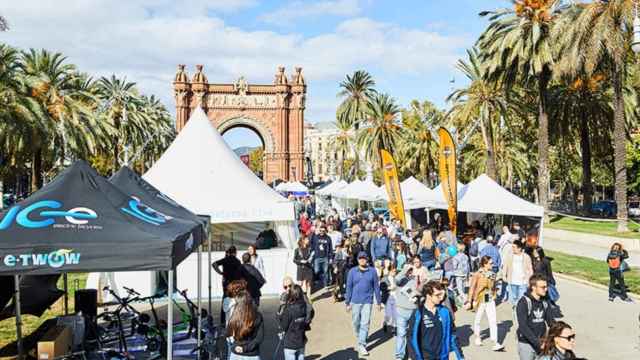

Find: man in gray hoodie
<box><xmin>394</xmin><ymin>263</ymin><xmax>419</xmax><ymax>360</ymax></box>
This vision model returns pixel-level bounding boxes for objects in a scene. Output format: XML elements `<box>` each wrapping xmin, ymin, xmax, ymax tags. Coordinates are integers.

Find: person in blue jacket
<box><xmin>346</xmin><ymin>251</ymin><xmax>382</xmax><ymax>357</ymax></box>
<box><xmin>370</xmin><ymin>227</ymin><xmax>391</xmax><ymax>263</ymax></box>
<box><xmin>409</xmin><ymin>280</ymin><xmax>464</xmax><ymax>360</ymax></box>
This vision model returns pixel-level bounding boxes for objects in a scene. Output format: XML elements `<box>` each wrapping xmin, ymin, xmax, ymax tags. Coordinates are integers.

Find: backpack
<box><xmin>523</xmin><ymin>295</ymin><xmax>548</xmax><ymax>317</ymax></box>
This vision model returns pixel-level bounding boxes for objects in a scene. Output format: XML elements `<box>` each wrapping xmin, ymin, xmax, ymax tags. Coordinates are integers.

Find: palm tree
<box><xmin>96</xmin><ymin>75</ymin><xmax>149</xmax><ymax>171</ymax></box>
<box><xmin>447</xmin><ymin>48</ymin><xmax>510</xmax><ymax>180</ymax></box>
<box><xmin>478</xmin><ymin>0</ymin><xmax>562</xmax><ymax>216</ymax></box>
<box><xmin>398</xmin><ymin>100</ymin><xmax>442</xmax><ymax>185</ymax></box>
<box><xmin>357</xmin><ymin>93</ymin><xmax>403</xmax><ymax>168</ymax></box>
<box><xmin>555</xmin><ymin>0</ymin><xmax>635</xmax><ymax>231</ymax></box>
<box><xmin>547</xmin><ymin>73</ymin><xmax>614</xmax><ymax>212</ymax></box>
<box><xmin>330</xmin><ymin>112</ymin><xmax>357</xmax><ymax>179</ymax></box>
<box><xmin>337</xmin><ymin>70</ymin><xmax>377</xmax><ymax>174</ymax></box>
<box><xmin>20</xmin><ymin>49</ymin><xmax>103</xmax><ymax>190</ymax></box>
<box><xmin>0</xmin><ymin>44</ymin><xmax>45</xmax><ymax>204</ymax></box>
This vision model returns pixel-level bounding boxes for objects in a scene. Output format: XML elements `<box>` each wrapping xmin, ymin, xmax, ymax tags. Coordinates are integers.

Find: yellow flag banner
<box><xmin>380</xmin><ymin>149</ymin><xmax>407</xmax><ymax>228</ymax></box>
<box><xmin>438</xmin><ymin>127</ymin><xmax>458</xmax><ymax>235</ymax></box>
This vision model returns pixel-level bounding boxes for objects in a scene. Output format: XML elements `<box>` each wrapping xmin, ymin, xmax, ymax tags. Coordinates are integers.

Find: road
<box><xmin>304</xmin><ymin>277</ymin><xmax>639</xmax><ymax>359</ymax></box>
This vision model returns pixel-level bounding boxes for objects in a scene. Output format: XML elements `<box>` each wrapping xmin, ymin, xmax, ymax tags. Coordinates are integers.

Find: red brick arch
<box><xmin>173</xmin><ymin>65</ymin><xmax>306</xmax><ymax>183</ymax></box>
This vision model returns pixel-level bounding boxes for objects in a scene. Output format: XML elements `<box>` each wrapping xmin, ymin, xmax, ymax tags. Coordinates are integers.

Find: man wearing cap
<box><xmin>346</xmin><ymin>251</ymin><xmax>382</xmax><ymax>357</ymax></box>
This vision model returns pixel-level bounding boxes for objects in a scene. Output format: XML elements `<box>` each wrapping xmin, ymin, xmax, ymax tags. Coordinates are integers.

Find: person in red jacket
<box><xmin>299</xmin><ymin>212</ymin><xmax>312</xmax><ymax>236</ymax></box>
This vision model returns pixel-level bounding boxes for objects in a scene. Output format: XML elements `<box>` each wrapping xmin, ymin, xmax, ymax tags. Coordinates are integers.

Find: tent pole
<box><xmin>14</xmin><ymin>274</ymin><xmax>23</xmax><ymax>360</ymax></box>
<box><xmin>197</xmin><ymin>244</ymin><xmax>202</xmax><ymax>360</ymax></box>
<box><xmin>208</xmin><ymin>233</ymin><xmax>212</xmax><ymax>316</ymax></box>
<box><xmin>167</xmin><ymin>269</ymin><xmax>174</xmax><ymax>360</ymax></box>
<box><xmin>63</xmin><ymin>273</ymin><xmax>69</xmax><ymax>315</ymax></box>
<box><xmin>539</xmin><ymin>215</ymin><xmax>545</xmax><ymax>247</ymax></box>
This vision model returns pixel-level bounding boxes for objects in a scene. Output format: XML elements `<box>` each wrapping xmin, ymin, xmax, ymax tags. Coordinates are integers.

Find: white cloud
<box><xmin>0</xmin><ymin>2</ymin><xmax>470</xmax><ymax>124</ymax></box>
<box><xmin>259</xmin><ymin>0</ymin><xmax>363</xmax><ymax>25</ymax></box>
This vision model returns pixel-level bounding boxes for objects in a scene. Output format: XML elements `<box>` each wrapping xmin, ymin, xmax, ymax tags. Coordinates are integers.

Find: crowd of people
<box><xmin>210</xmin><ymin>195</ymin><xmax>636</xmax><ymax>359</ymax></box>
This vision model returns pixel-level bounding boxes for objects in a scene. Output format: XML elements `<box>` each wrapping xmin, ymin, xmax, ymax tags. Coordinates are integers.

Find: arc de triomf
<box><xmin>173</xmin><ymin>64</ymin><xmax>306</xmax><ymax>184</ymax></box>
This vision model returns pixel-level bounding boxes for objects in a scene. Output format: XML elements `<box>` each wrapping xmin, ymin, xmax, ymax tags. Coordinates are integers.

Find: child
<box><xmin>332</xmin><ymin>243</ymin><xmax>349</xmax><ymax>302</ymax></box>
<box><xmin>380</xmin><ymin>259</ymin><xmax>397</xmax><ymax>334</ymax></box>
<box><xmin>450</xmin><ymin>243</ymin><xmax>470</xmax><ymax>305</ymax></box>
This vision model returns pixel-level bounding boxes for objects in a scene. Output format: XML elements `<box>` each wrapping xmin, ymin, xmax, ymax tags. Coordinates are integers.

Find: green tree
<box><xmin>398</xmin><ymin>99</ymin><xmax>442</xmax><ymax>185</ymax></box>
<box><xmin>447</xmin><ymin>47</ymin><xmax>510</xmax><ymax>180</ymax></box>
<box><xmin>248</xmin><ymin>148</ymin><xmax>264</xmax><ymax>175</ymax></box>
<box><xmin>330</xmin><ymin>112</ymin><xmax>357</xmax><ymax>179</ymax></box>
<box><xmin>555</xmin><ymin>0</ymin><xmax>636</xmax><ymax>230</ymax></box>
<box><xmin>337</xmin><ymin>70</ymin><xmax>377</xmax><ymax>175</ymax></box>
<box><xmin>478</xmin><ymin>0</ymin><xmax>561</xmax><ymax>215</ymax></box>
<box><xmin>20</xmin><ymin>49</ymin><xmax>105</xmax><ymax>190</ymax></box>
<box><xmin>357</xmin><ymin>93</ymin><xmax>403</xmax><ymax>168</ymax></box>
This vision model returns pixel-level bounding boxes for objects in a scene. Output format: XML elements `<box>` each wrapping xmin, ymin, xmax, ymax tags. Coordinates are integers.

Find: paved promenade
<box><xmin>304</xmin><ymin>277</ymin><xmax>639</xmax><ymax>359</ymax></box>
<box><xmin>543</xmin><ymin>228</ymin><xmax>640</xmax><ymax>267</ymax></box>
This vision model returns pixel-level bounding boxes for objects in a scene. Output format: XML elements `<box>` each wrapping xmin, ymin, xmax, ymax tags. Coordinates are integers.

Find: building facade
<box><xmin>173</xmin><ymin>64</ymin><xmax>306</xmax><ymax>184</ymax></box>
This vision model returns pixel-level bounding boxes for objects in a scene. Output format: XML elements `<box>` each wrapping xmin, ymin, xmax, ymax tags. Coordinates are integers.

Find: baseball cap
<box><xmin>357</xmin><ymin>251</ymin><xmax>369</xmax><ymax>259</ymax></box>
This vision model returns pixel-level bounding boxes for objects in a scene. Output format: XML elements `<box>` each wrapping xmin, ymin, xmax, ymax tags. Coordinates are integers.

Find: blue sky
<box><xmin>1</xmin><ymin>0</ymin><xmax>507</xmax><ymax>149</ymax></box>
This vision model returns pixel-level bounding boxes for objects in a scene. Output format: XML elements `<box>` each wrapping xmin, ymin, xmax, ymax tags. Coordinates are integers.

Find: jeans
<box><xmin>517</xmin><ymin>341</ymin><xmax>537</xmax><ymax>360</ymax></box>
<box><xmin>314</xmin><ymin>257</ymin><xmax>330</xmax><ymax>287</ymax></box>
<box><xmin>351</xmin><ymin>303</ymin><xmax>373</xmax><ymax>347</ymax></box>
<box><xmin>509</xmin><ymin>284</ymin><xmax>528</xmax><ymax>305</ymax></box>
<box><xmin>609</xmin><ymin>269</ymin><xmax>628</xmax><ymax>299</ymax></box>
<box><xmin>473</xmin><ymin>300</ymin><xmax>498</xmax><ymax>343</ymax></box>
<box><xmin>283</xmin><ymin>348</ymin><xmax>305</xmax><ymax>360</ymax></box>
<box><xmin>395</xmin><ymin>307</ymin><xmax>414</xmax><ymax>359</ymax></box>
<box><xmin>422</xmin><ymin>259</ymin><xmax>436</xmax><ymax>271</ymax></box>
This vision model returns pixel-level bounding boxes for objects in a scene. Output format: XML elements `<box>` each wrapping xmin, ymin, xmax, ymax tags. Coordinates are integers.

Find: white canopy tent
<box><xmin>109</xmin><ymin>108</ymin><xmax>298</xmax><ymax>297</ymax></box>
<box><xmin>335</xmin><ymin>179</ymin><xmax>385</xmax><ymax>202</ymax></box>
<box><xmin>275</xmin><ymin>181</ymin><xmax>309</xmax><ymax>194</ymax></box>
<box><xmin>458</xmin><ymin>174</ymin><xmax>543</xmax><ymax>217</ymax></box>
<box><xmin>316</xmin><ymin>179</ymin><xmax>348</xmax><ymax>196</ymax></box>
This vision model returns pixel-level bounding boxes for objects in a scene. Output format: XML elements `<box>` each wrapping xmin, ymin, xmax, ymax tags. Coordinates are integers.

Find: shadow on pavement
<box><xmin>366</xmin><ymin>327</ymin><xmax>394</xmax><ymax>352</ymax></box>
<box><xmin>307</xmin><ymin>347</ymin><xmax>360</xmax><ymax>360</ymax></box>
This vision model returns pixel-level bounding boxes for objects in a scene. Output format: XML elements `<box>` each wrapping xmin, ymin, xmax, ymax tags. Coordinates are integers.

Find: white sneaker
<box><xmin>474</xmin><ymin>337</ymin><xmax>482</xmax><ymax>346</ymax></box>
<box><xmin>492</xmin><ymin>343</ymin><xmax>505</xmax><ymax>351</ymax></box>
<box><xmin>358</xmin><ymin>345</ymin><xmax>369</xmax><ymax>356</ymax></box>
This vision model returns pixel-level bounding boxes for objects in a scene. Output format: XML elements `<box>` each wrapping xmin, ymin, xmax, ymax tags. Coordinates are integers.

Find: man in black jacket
<box><xmin>242</xmin><ymin>253</ymin><xmax>266</xmax><ymax>306</ymax></box>
<box><xmin>278</xmin><ymin>284</ymin><xmax>313</xmax><ymax>359</ymax></box>
<box><xmin>516</xmin><ymin>273</ymin><xmax>555</xmax><ymax>360</ymax></box>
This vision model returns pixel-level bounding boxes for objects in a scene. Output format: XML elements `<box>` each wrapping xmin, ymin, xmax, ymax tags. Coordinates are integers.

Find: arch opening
<box><xmin>222</xmin><ymin>125</ymin><xmax>265</xmax><ymax>179</ymax></box>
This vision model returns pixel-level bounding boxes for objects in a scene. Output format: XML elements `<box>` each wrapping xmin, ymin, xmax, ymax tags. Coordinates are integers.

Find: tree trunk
<box><xmin>537</xmin><ymin>71</ymin><xmax>551</xmax><ymax>222</ymax></box>
<box><xmin>579</xmin><ymin>107</ymin><xmax>593</xmax><ymax>213</ymax></box>
<box><xmin>479</xmin><ymin>109</ymin><xmax>498</xmax><ymax>180</ymax></box>
<box><xmin>30</xmin><ymin>148</ymin><xmax>43</xmax><ymax>193</ymax></box>
<box><xmin>613</xmin><ymin>67</ymin><xmax>628</xmax><ymax>232</ymax></box>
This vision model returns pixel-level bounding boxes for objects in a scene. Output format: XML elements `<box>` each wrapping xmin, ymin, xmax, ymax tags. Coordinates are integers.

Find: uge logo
<box><xmin>121</xmin><ymin>197</ymin><xmax>172</xmax><ymax>226</ymax></box>
<box><xmin>0</xmin><ymin>200</ymin><xmax>97</xmax><ymax>230</ymax></box>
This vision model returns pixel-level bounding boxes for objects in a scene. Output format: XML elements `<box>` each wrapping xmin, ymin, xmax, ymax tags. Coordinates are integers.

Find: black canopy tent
<box><xmin>0</xmin><ymin>160</ymin><xmax>205</xmax><ymax>359</ymax></box>
<box><xmin>110</xmin><ymin>166</ymin><xmax>213</xmax><ymax>356</ymax></box>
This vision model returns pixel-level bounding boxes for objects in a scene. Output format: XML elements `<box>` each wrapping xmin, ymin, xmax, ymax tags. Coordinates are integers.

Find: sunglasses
<box><xmin>558</xmin><ymin>334</ymin><xmax>576</xmax><ymax>341</ymax></box>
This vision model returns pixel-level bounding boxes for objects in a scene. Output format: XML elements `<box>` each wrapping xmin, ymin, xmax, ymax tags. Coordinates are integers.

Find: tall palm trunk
<box><xmin>537</xmin><ymin>71</ymin><xmax>551</xmax><ymax>221</ymax></box>
<box><xmin>613</xmin><ymin>67</ymin><xmax>628</xmax><ymax>232</ymax></box>
<box><xmin>479</xmin><ymin>109</ymin><xmax>498</xmax><ymax>180</ymax></box>
<box><xmin>579</xmin><ymin>105</ymin><xmax>593</xmax><ymax>213</ymax></box>
<box><xmin>30</xmin><ymin>148</ymin><xmax>43</xmax><ymax>193</ymax></box>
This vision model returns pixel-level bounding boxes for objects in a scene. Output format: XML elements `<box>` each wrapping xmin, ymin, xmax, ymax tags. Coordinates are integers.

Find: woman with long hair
<box><xmin>293</xmin><ymin>235</ymin><xmax>314</xmax><ymax>297</ymax></box>
<box><xmin>278</xmin><ymin>284</ymin><xmax>311</xmax><ymax>360</ymax></box>
<box><xmin>607</xmin><ymin>242</ymin><xmax>632</xmax><ymax>302</ymax></box>
<box><xmin>466</xmin><ymin>256</ymin><xmax>504</xmax><ymax>351</ymax></box>
<box><xmin>529</xmin><ymin>247</ymin><xmax>559</xmax><ymax>303</ymax></box>
<box><xmin>417</xmin><ymin>229</ymin><xmax>437</xmax><ymax>270</ymax></box>
<box><xmin>223</xmin><ymin>280</ymin><xmax>249</xmax><ymax>359</ymax></box>
<box><xmin>246</xmin><ymin>245</ymin><xmax>265</xmax><ymax>277</ymax></box>
<box><xmin>392</xmin><ymin>240</ymin><xmax>409</xmax><ymax>270</ymax></box>
<box><xmin>227</xmin><ymin>293</ymin><xmax>264</xmax><ymax>360</ymax></box>
<box><xmin>536</xmin><ymin>321</ymin><xmax>576</xmax><ymax>359</ymax></box>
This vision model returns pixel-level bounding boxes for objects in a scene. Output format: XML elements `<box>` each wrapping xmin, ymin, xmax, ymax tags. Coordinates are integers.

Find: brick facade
<box><xmin>173</xmin><ymin>65</ymin><xmax>306</xmax><ymax>184</ymax></box>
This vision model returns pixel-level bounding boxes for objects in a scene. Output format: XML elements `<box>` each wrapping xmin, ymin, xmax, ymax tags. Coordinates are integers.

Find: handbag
<box><xmin>620</xmin><ymin>260</ymin><xmax>630</xmax><ymax>272</ymax></box>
